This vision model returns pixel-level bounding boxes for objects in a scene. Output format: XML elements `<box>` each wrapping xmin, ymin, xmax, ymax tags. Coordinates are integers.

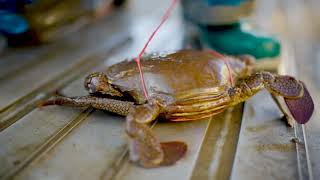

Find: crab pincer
<box><xmin>125</xmin><ymin>102</ymin><xmax>187</xmax><ymax>168</ymax></box>
<box><xmin>284</xmin><ymin>82</ymin><xmax>314</xmax><ymax>124</ymax></box>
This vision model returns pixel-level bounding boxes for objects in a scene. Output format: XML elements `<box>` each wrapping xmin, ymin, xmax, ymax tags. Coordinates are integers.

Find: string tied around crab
<box><xmin>134</xmin><ymin>0</ymin><xmax>179</xmax><ymax>100</ymax></box>
<box><xmin>134</xmin><ymin>0</ymin><xmax>235</xmax><ymax>101</ymax></box>
<box><xmin>205</xmin><ymin>49</ymin><xmax>235</xmax><ymax>86</ymax></box>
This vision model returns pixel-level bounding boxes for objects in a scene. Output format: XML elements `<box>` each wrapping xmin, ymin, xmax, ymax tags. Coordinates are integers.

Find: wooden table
<box><xmin>0</xmin><ymin>0</ymin><xmax>319</xmax><ymax>180</ymax></box>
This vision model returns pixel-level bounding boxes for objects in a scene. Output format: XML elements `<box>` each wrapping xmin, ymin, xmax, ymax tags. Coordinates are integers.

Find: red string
<box><xmin>135</xmin><ymin>0</ymin><xmax>179</xmax><ymax>100</ymax></box>
<box><xmin>206</xmin><ymin>49</ymin><xmax>235</xmax><ymax>86</ymax></box>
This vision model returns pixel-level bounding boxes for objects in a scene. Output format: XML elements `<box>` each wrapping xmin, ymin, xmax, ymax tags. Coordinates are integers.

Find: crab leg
<box><xmin>270</xmin><ymin>94</ymin><xmax>295</xmax><ymax>127</ymax></box>
<box><xmin>40</xmin><ymin>95</ymin><xmax>134</xmax><ymax>116</ymax></box>
<box><xmin>230</xmin><ymin>71</ymin><xmax>314</xmax><ymax>124</ymax></box>
<box><xmin>41</xmin><ymin>95</ymin><xmax>187</xmax><ymax>167</ymax></box>
<box><xmin>126</xmin><ymin>103</ymin><xmax>187</xmax><ymax>168</ymax></box>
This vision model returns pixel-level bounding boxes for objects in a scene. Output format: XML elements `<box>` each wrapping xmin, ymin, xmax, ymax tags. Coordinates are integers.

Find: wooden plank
<box><xmin>0</xmin><ymin>39</ymin><xmax>133</xmax><ymax>179</ymax></box>
<box><xmin>0</xmin><ymin>46</ymin><xmax>50</xmax><ymax>80</ymax></box>
<box><xmin>11</xmin><ymin>110</ymin><xmax>209</xmax><ymax>180</ymax></box>
<box><xmin>280</xmin><ymin>1</ymin><xmax>320</xmax><ymax>178</ymax></box>
<box><xmin>0</xmin><ymin>13</ymin><xmax>132</xmax><ymax>131</ymax></box>
<box><xmin>0</xmin><ymin>74</ymin><xmax>89</xmax><ymax>179</ymax></box>
<box><xmin>230</xmin><ymin>3</ymin><xmax>305</xmax><ymax>176</ymax></box>
<box><xmin>190</xmin><ymin>105</ymin><xmax>243</xmax><ymax>180</ymax></box>
<box><xmin>255</xmin><ymin>0</ymin><xmax>320</xmax><ymax>178</ymax></box>
<box><xmin>231</xmin><ymin>90</ymin><xmax>298</xmax><ymax>180</ymax></box>
<box><xmin>0</xmin><ymin>36</ymin><xmax>130</xmax><ymax>131</ymax></box>
<box><xmin>112</xmin><ymin>120</ymin><xmax>210</xmax><ymax>180</ymax></box>
<box><xmin>278</xmin><ymin>43</ymin><xmax>313</xmax><ymax>180</ymax></box>
<box><xmin>230</xmin><ymin>0</ymin><xmax>320</xmax><ymax>179</ymax></box>
<box><xmin>0</xmin><ymin>12</ymin><xmax>129</xmax><ymax>112</ymax></box>
<box><xmin>13</xmin><ymin>110</ymin><xmax>125</xmax><ymax>180</ymax></box>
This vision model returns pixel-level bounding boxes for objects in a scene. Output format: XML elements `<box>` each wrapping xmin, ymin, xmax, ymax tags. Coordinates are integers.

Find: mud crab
<box><xmin>42</xmin><ymin>50</ymin><xmax>314</xmax><ymax>168</ymax></box>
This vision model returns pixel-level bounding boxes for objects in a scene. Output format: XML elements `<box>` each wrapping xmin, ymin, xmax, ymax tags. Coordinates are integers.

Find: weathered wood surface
<box><xmin>0</xmin><ymin>0</ymin><xmax>319</xmax><ymax>180</ymax></box>
<box><xmin>0</xmin><ymin>12</ymin><xmax>131</xmax><ymax>131</ymax></box>
<box><xmin>230</xmin><ymin>0</ymin><xmax>320</xmax><ymax>179</ymax></box>
<box><xmin>191</xmin><ymin>106</ymin><xmax>243</xmax><ymax>180</ymax></box>
<box><xmin>231</xmin><ymin>90</ymin><xmax>299</xmax><ymax>179</ymax></box>
<box><xmin>280</xmin><ymin>0</ymin><xmax>320</xmax><ymax>178</ymax></box>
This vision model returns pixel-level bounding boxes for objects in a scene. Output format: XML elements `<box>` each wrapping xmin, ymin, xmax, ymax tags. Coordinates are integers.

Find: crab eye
<box><xmin>84</xmin><ymin>72</ymin><xmax>109</xmax><ymax>94</ymax></box>
<box><xmin>87</xmin><ymin>83</ymin><xmax>96</xmax><ymax>93</ymax></box>
<box><xmin>84</xmin><ymin>74</ymin><xmax>98</xmax><ymax>93</ymax></box>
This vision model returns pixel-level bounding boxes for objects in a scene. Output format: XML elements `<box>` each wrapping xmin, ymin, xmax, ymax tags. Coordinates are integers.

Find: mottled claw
<box><xmin>284</xmin><ymin>82</ymin><xmax>314</xmax><ymax>124</ymax></box>
<box><xmin>126</xmin><ymin>104</ymin><xmax>187</xmax><ymax>168</ymax></box>
<box><xmin>266</xmin><ymin>75</ymin><xmax>314</xmax><ymax>124</ymax></box>
<box><xmin>159</xmin><ymin>141</ymin><xmax>187</xmax><ymax>166</ymax></box>
<box><xmin>267</xmin><ymin>75</ymin><xmax>303</xmax><ymax>98</ymax></box>
<box><xmin>39</xmin><ymin>95</ymin><xmax>133</xmax><ymax>116</ymax></box>
<box><xmin>237</xmin><ymin>72</ymin><xmax>314</xmax><ymax>125</ymax></box>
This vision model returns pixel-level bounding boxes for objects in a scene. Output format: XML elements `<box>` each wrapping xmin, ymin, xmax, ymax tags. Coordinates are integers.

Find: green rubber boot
<box><xmin>199</xmin><ymin>22</ymin><xmax>281</xmax><ymax>59</ymax></box>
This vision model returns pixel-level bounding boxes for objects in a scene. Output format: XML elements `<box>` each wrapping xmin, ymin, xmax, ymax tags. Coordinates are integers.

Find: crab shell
<box><xmin>100</xmin><ymin>50</ymin><xmax>252</xmax><ymax>121</ymax></box>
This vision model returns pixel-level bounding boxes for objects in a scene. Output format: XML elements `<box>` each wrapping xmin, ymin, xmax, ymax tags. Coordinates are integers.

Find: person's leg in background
<box><xmin>181</xmin><ymin>0</ymin><xmax>280</xmax><ymax>59</ymax></box>
<box><xmin>0</xmin><ymin>0</ymin><xmax>33</xmax><ymax>49</ymax></box>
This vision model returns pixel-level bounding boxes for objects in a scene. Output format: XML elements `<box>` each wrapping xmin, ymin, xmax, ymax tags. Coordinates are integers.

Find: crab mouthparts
<box><xmin>284</xmin><ymin>82</ymin><xmax>314</xmax><ymax>124</ymax></box>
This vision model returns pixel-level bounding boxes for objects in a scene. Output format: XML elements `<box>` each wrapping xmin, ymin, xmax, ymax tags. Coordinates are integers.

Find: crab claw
<box><xmin>284</xmin><ymin>82</ymin><xmax>314</xmax><ymax>124</ymax></box>
<box><xmin>126</xmin><ymin>104</ymin><xmax>187</xmax><ymax>168</ymax></box>
<box><xmin>160</xmin><ymin>141</ymin><xmax>187</xmax><ymax>166</ymax></box>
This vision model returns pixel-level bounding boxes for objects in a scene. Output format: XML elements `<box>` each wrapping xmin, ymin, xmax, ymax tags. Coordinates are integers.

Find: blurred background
<box><xmin>0</xmin><ymin>0</ymin><xmax>319</xmax><ymax>179</ymax></box>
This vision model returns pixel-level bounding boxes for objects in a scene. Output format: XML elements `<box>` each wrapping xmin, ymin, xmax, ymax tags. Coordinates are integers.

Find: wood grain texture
<box><xmin>191</xmin><ymin>105</ymin><xmax>243</xmax><ymax>180</ymax></box>
<box><xmin>0</xmin><ymin>38</ymin><xmax>129</xmax><ymax>131</ymax></box>
<box><xmin>231</xmin><ymin>90</ymin><xmax>298</xmax><ymax>180</ymax></box>
<box><xmin>0</xmin><ymin>12</ymin><xmax>129</xmax><ymax>112</ymax></box>
<box><xmin>13</xmin><ymin>110</ymin><xmax>124</xmax><ymax>180</ymax></box>
<box><xmin>254</xmin><ymin>1</ymin><xmax>320</xmax><ymax>179</ymax></box>
<box><xmin>280</xmin><ymin>0</ymin><xmax>320</xmax><ymax>178</ymax></box>
<box><xmin>113</xmin><ymin>119</ymin><xmax>210</xmax><ymax>180</ymax></box>
<box><xmin>0</xmin><ymin>74</ymin><xmax>90</xmax><ymax>179</ymax></box>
